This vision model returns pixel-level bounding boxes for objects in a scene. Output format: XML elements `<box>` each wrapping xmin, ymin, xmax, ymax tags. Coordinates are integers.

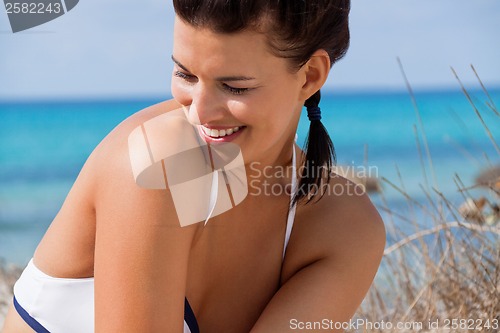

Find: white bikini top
<box><xmin>283</xmin><ymin>144</ymin><xmax>298</xmax><ymax>259</ymax></box>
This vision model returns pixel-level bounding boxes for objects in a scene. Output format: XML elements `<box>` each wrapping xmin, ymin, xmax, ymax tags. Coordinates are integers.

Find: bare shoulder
<box><xmin>282</xmin><ymin>174</ymin><xmax>386</xmax><ymax>284</ymax></box>
<box><xmin>83</xmin><ymin>99</ymin><xmax>183</xmax><ymax>198</ymax></box>
<box><xmin>87</xmin><ymin>98</ymin><xmax>192</xmax><ymax>230</ymax></box>
<box><xmin>89</xmin><ymin>99</ymin><xmax>182</xmax><ymax>174</ymax></box>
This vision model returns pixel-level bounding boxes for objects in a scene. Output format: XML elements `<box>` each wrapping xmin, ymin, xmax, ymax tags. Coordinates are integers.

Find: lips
<box><xmin>201</xmin><ymin>126</ymin><xmax>240</xmax><ymax>138</ymax></box>
<box><xmin>201</xmin><ymin>125</ymin><xmax>243</xmax><ymax>138</ymax></box>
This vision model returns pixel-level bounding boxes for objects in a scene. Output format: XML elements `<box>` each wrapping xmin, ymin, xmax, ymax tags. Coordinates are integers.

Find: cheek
<box><xmin>260</xmin><ymin>90</ymin><xmax>301</xmax><ymax>136</ymax></box>
<box><xmin>258</xmin><ymin>88</ymin><xmax>298</xmax><ymax>122</ymax></box>
<box><xmin>171</xmin><ymin>79</ymin><xmax>192</xmax><ymax>106</ymax></box>
<box><xmin>226</xmin><ymin>99</ymin><xmax>277</xmax><ymax>132</ymax></box>
<box><xmin>240</xmin><ymin>98</ymin><xmax>294</xmax><ymax>137</ymax></box>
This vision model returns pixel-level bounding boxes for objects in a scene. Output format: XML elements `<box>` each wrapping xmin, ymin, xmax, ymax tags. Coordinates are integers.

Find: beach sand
<box><xmin>0</xmin><ymin>260</ymin><xmax>21</xmax><ymax>328</ymax></box>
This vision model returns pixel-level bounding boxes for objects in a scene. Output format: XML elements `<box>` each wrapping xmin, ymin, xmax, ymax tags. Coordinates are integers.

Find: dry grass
<box><xmin>352</xmin><ymin>66</ymin><xmax>500</xmax><ymax>332</ymax></box>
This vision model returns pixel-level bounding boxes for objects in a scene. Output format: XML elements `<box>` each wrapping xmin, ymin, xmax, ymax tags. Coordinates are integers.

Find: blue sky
<box><xmin>1</xmin><ymin>0</ymin><xmax>499</xmax><ymax>100</ymax></box>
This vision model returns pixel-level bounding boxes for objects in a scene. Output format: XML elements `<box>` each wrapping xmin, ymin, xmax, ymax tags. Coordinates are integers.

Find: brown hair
<box><xmin>173</xmin><ymin>0</ymin><xmax>351</xmax><ymax>204</ymax></box>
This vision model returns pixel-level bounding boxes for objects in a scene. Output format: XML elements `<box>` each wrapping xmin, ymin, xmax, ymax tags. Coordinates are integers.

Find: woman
<box><xmin>2</xmin><ymin>0</ymin><xmax>385</xmax><ymax>332</ymax></box>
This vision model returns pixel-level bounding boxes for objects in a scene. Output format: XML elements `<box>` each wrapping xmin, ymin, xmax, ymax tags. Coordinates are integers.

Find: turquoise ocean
<box><xmin>1</xmin><ymin>89</ymin><xmax>499</xmax><ymax>265</ymax></box>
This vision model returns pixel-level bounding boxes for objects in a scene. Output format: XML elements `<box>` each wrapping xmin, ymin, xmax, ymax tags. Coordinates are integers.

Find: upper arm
<box><xmin>92</xmin><ymin>101</ymin><xmax>195</xmax><ymax>332</ymax></box>
<box><xmin>251</xmin><ymin>185</ymin><xmax>386</xmax><ymax>332</ymax></box>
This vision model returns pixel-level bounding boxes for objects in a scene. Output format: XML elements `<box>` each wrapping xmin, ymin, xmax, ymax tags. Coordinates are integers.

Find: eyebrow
<box><xmin>171</xmin><ymin>55</ymin><xmax>256</xmax><ymax>82</ymax></box>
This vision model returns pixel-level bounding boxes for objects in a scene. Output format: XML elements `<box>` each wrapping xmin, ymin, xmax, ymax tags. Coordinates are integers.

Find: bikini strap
<box><xmin>283</xmin><ymin>145</ymin><xmax>297</xmax><ymax>260</ymax></box>
<box><xmin>204</xmin><ymin>171</ymin><xmax>219</xmax><ymax>225</ymax></box>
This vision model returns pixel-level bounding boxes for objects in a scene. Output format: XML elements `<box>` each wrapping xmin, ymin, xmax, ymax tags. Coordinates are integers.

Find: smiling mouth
<box><xmin>201</xmin><ymin>125</ymin><xmax>245</xmax><ymax>138</ymax></box>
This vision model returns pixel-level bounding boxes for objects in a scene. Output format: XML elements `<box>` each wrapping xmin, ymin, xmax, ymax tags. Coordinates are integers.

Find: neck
<box><xmin>244</xmin><ymin>139</ymin><xmax>298</xmax><ymax>197</ymax></box>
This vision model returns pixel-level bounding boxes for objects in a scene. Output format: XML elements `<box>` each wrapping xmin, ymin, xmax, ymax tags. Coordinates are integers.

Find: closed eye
<box><xmin>174</xmin><ymin>71</ymin><xmax>197</xmax><ymax>82</ymax></box>
<box><xmin>222</xmin><ymin>84</ymin><xmax>249</xmax><ymax>95</ymax></box>
<box><xmin>174</xmin><ymin>69</ymin><xmax>251</xmax><ymax>95</ymax></box>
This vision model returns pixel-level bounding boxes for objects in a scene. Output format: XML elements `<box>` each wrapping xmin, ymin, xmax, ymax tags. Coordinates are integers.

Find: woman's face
<box><xmin>171</xmin><ymin>17</ymin><xmax>307</xmax><ymax>167</ymax></box>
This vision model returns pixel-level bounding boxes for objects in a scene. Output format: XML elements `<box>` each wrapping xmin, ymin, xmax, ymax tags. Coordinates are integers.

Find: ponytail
<box><xmin>293</xmin><ymin>90</ymin><xmax>336</xmax><ymax>205</ymax></box>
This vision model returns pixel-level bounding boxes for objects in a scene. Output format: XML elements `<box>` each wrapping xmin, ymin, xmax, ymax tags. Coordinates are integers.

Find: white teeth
<box><xmin>202</xmin><ymin>126</ymin><xmax>242</xmax><ymax>138</ymax></box>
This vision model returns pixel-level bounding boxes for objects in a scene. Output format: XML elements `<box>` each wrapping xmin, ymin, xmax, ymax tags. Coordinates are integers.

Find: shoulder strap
<box><xmin>283</xmin><ymin>145</ymin><xmax>297</xmax><ymax>260</ymax></box>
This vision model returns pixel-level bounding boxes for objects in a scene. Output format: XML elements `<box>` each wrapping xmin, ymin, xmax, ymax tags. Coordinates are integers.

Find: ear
<box><xmin>299</xmin><ymin>49</ymin><xmax>330</xmax><ymax>101</ymax></box>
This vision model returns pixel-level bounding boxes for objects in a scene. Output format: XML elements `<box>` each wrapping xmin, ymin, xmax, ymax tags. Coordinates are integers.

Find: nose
<box><xmin>185</xmin><ymin>83</ymin><xmax>226</xmax><ymax>126</ymax></box>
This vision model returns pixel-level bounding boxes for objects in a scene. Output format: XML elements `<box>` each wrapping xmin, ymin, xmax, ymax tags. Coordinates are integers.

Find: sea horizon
<box><xmin>2</xmin><ymin>85</ymin><xmax>500</xmax><ymax>104</ymax></box>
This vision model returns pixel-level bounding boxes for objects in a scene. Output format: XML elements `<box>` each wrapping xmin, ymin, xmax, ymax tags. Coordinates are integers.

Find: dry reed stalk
<box><xmin>351</xmin><ymin>68</ymin><xmax>500</xmax><ymax>333</ymax></box>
